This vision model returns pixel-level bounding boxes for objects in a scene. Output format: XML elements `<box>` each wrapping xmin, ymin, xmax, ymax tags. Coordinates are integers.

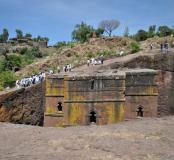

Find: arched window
<box><xmin>136</xmin><ymin>106</ymin><xmax>144</xmax><ymax>117</ymax></box>
<box><xmin>90</xmin><ymin>110</ymin><xmax>97</xmax><ymax>123</ymax></box>
<box><xmin>57</xmin><ymin>102</ymin><xmax>62</xmax><ymax>112</ymax></box>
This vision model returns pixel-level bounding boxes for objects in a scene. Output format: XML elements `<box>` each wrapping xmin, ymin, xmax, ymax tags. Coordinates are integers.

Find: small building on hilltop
<box><xmin>44</xmin><ymin>69</ymin><xmax>158</xmax><ymax>127</ymax></box>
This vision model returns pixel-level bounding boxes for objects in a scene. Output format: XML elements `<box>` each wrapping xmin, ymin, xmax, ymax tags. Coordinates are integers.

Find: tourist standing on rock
<box><xmin>91</xmin><ymin>58</ymin><xmax>95</xmax><ymax>66</ymax></box>
<box><xmin>160</xmin><ymin>43</ymin><xmax>163</xmax><ymax>53</ymax></box>
<box><xmin>63</xmin><ymin>66</ymin><xmax>65</xmax><ymax>72</ymax></box>
<box><xmin>172</xmin><ymin>41</ymin><xmax>174</xmax><ymax>48</ymax></box>
<box><xmin>164</xmin><ymin>41</ymin><xmax>169</xmax><ymax>53</ymax></box>
<box><xmin>63</xmin><ymin>65</ymin><xmax>67</xmax><ymax>72</ymax></box>
<box><xmin>87</xmin><ymin>59</ymin><xmax>90</xmax><ymax>66</ymax></box>
<box><xmin>49</xmin><ymin>69</ymin><xmax>54</xmax><ymax>74</ymax></box>
<box><xmin>69</xmin><ymin>64</ymin><xmax>72</xmax><ymax>71</ymax></box>
<box><xmin>166</xmin><ymin>42</ymin><xmax>169</xmax><ymax>53</ymax></box>
<box><xmin>101</xmin><ymin>55</ymin><xmax>104</xmax><ymax>64</ymax></box>
<box><xmin>16</xmin><ymin>80</ymin><xmax>20</xmax><ymax>88</ymax></box>
<box><xmin>150</xmin><ymin>43</ymin><xmax>153</xmax><ymax>50</ymax></box>
<box><xmin>119</xmin><ymin>51</ymin><xmax>124</xmax><ymax>56</ymax></box>
<box><xmin>67</xmin><ymin>64</ymin><xmax>71</xmax><ymax>72</ymax></box>
<box><xmin>57</xmin><ymin>66</ymin><xmax>60</xmax><ymax>73</ymax></box>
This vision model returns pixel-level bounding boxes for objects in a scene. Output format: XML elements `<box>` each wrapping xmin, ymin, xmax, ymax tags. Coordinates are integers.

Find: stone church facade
<box><xmin>44</xmin><ymin>69</ymin><xmax>158</xmax><ymax>127</ymax></box>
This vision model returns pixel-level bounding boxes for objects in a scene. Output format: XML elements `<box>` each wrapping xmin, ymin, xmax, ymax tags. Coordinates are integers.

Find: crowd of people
<box><xmin>87</xmin><ymin>56</ymin><xmax>104</xmax><ymax>66</ymax></box>
<box><xmin>63</xmin><ymin>64</ymin><xmax>72</xmax><ymax>72</ymax></box>
<box><xmin>16</xmin><ymin>72</ymin><xmax>46</xmax><ymax>88</ymax></box>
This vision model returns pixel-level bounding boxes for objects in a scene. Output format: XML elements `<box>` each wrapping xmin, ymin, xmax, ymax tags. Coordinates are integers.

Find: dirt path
<box><xmin>0</xmin><ymin>116</ymin><xmax>174</xmax><ymax>160</ymax></box>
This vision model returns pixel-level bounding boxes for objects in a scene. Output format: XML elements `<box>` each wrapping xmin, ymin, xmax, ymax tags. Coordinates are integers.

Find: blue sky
<box><xmin>0</xmin><ymin>0</ymin><xmax>174</xmax><ymax>44</ymax></box>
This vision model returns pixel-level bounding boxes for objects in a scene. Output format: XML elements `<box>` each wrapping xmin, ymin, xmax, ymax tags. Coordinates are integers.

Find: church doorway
<box><xmin>136</xmin><ymin>106</ymin><xmax>144</xmax><ymax>117</ymax></box>
<box><xmin>90</xmin><ymin>111</ymin><xmax>97</xmax><ymax>123</ymax></box>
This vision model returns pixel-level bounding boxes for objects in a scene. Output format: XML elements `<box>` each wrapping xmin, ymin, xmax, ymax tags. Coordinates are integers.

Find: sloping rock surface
<box><xmin>0</xmin><ymin>116</ymin><xmax>174</xmax><ymax>160</ymax></box>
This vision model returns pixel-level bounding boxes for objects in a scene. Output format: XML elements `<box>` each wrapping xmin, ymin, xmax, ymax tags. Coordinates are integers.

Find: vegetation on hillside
<box><xmin>0</xmin><ymin>22</ymin><xmax>174</xmax><ymax>91</ymax></box>
<box><xmin>72</xmin><ymin>22</ymin><xmax>104</xmax><ymax>43</ymax></box>
<box><xmin>0</xmin><ymin>44</ymin><xmax>47</xmax><ymax>90</ymax></box>
<box><xmin>132</xmin><ymin>25</ymin><xmax>174</xmax><ymax>41</ymax></box>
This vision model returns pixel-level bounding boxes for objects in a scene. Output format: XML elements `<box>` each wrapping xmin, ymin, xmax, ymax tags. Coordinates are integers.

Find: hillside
<box><xmin>11</xmin><ymin>36</ymin><xmax>174</xmax><ymax>78</ymax></box>
<box><xmin>0</xmin><ymin>116</ymin><xmax>174</xmax><ymax>160</ymax></box>
<box><xmin>15</xmin><ymin>37</ymin><xmax>136</xmax><ymax>77</ymax></box>
<box><xmin>0</xmin><ymin>36</ymin><xmax>174</xmax><ymax>90</ymax></box>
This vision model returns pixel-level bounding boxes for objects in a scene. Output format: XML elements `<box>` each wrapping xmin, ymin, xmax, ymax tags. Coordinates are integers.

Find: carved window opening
<box><xmin>90</xmin><ymin>111</ymin><xmax>96</xmax><ymax>123</ymax></box>
<box><xmin>136</xmin><ymin>106</ymin><xmax>144</xmax><ymax>117</ymax></box>
<box><xmin>57</xmin><ymin>102</ymin><xmax>63</xmax><ymax>112</ymax></box>
<box><xmin>90</xmin><ymin>79</ymin><xmax>95</xmax><ymax>89</ymax></box>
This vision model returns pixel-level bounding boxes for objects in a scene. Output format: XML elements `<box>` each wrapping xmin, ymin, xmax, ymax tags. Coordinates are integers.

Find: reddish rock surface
<box><xmin>0</xmin><ymin>116</ymin><xmax>174</xmax><ymax>160</ymax></box>
<box><xmin>0</xmin><ymin>82</ymin><xmax>45</xmax><ymax>126</ymax></box>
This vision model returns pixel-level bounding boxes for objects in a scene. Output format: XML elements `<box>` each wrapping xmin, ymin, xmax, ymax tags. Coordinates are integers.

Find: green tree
<box><xmin>99</xmin><ymin>19</ymin><xmax>120</xmax><ymax>36</ymax></box>
<box><xmin>134</xmin><ymin>29</ymin><xmax>148</xmax><ymax>41</ymax></box>
<box><xmin>25</xmin><ymin>33</ymin><xmax>32</xmax><ymax>39</ymax></box>
<box><xmin>33</xmin><ymin>36</ymin><xmax>49</xmax><ymax>42</ymax></box>
<box><xmin>158</xmin><ymin>26</ymin><xmax>173</xmax><ymax>37</ymax></box>
<box><xmin>36</xmin><ymin>35</ymin><xmax>41</xmax><ymax>41</ymax></box>
<box><xmin>42</xmin><ymin>37</ymin><xmax>49</xmax><ymax>42</ymax></box>
<box><xmin>148</xmin><ymin>25</ymin><xmax>156</xmax><ymax>38</ymax></box>
<box><xmin>0</xmin><ymin>28</ymin><xmax>9</xmax><ymax>43</ymax></box>
<box><xmin>16</xmin><ymin>29</ymin><xmax>23</xmax><ymax>39</ymax></box>
<box><xmin>72</xmin><ymin>22</ymin><xmax>94</xmax><ymax>42</ymax></box>
<box><xmin>0</xmin><ymin>35</ymin><xmax>3</xmax><ymax>43</ymax></box>
<box><xmin>95</xmin><ymin>28</ymin><xmax>104</xmax><ymax>37</ymax></box>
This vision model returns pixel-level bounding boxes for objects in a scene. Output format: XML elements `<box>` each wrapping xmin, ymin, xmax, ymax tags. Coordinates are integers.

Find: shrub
<box><xmin>22</xmin><ymin>50</ymin><xmax>35</xmax><ymax>65</ymax></box>
<box><xmin>19</xmin><ymin>47</ymin><xmax>28</xmax><ymax>55</ymax></box>
<box><xmin>22</xmin><ymin>47</ymin><xmax>42</xmax><ymax>65</ymax></box>
<box><xmin>96</xmin><ymin>50</ymin><xmax>112</xmax><ymax>57</ymax></box>
<box><xmin>66</xmin><ymin>42</ymin><xmax>75</xmax><ymax>48</ymax></box>
<box><xmin>55</xmin><ymin>41</ymin><xmax>67</xmax><ymax>48</ymax></box>
<box><xmin>0</xmin><ymin>70</ymin><xmax>16</xmax><ymax>88</ymax></box>
<box><xmin>8</xmin><ymin>54</ymin><xmax>22</xmax><ymax>68</ymax></box>
<box><xmin>30</xmin><ymin>46</ymin><xmax>42</xmax><ymax>58</ymax></box>
<box><xmin>86</xmin><ymin>51</ymin><xmax>95</xmax><ymax>58</ymax></box>
<box><xmin>0</xmin><ymin>59</ymin><xmax>6</xmax><ymax>72</ymax></box>
<box><xmin>129</xmin><ymin>42</ymin><xmax>140</xmax><ymax>53</ymax></box>
<box><xmin>55</xmin><ymin>41</ymin><xmax>76</xmax><ymax>49</ymax></box>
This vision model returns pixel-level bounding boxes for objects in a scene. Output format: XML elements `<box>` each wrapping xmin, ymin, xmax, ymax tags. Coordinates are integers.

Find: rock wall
<box><xmin>110</xmin><ymin>53</ymin><xmax>174</xmax><ymax>116</ymax></box>
<box><xmin>0</xmin><ymin>82</ymin><xmax>45</xmax><ymax>126</ymax></box>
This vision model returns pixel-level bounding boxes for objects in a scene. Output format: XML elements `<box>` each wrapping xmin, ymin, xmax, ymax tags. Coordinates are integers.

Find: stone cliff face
<box><xmin>0</xmin><ymin>82</ymin><xmax>45</xmax><ymax>126</ymax></box>
<box><xmin>110</xmin><ymin>53</ymin><xmax>174</xmax><ymax>116</ymax></box>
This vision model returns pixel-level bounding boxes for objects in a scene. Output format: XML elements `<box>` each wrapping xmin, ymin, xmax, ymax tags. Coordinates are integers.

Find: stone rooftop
<box><xmin>48</xmin><ymin>68</ymin><xmax>158</xmax><ymax>79</ymax></box>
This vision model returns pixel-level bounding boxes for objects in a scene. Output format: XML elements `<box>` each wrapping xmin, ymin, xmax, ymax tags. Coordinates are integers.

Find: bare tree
<box><xmin>99</xmin><ymin>19</ymin><xmax>120</xmax><ymax>36</ymax></box>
